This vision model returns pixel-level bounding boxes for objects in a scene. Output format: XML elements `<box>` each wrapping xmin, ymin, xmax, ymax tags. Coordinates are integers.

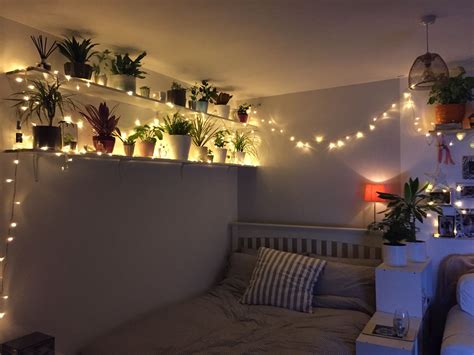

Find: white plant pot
<box><xmin>406</xmin><ymin>241</ymin><xmax>427</xmax><ymax>263</ymax></box>
<box><xmin>194</xmin><ymin>146</ymin><xmax>208</xmax><ymax>162</ymax></box>
<box><xmin>214</xmin><ymin>147</ymin><xmax>227</xmax><ymax>164</ymax></box>
<box><xmin>235</xmin><ymin>151</ymin><xmax>246</xmax><ymax>164</ymax></box>
<box><xmin>167</xmin><ymin>135</ymin><xmax>192</xmax><ymax>161</ymax></box>
<box><xmin>109</xmin><ymin>74</ymin><xmax>136</xmax><ymax>93</ymax></box>
<box><xmin>383</xmin><ymin>243</ymin><xmax>408</xmax><ymax>267</ymax></box>
<box><xmin>215</xmin><ymin>105</ymin><xmax>230</xmax><ymax>119</ymax></box>
<box><xmin>195</xmin><ymin>101</ymin><xmax>209</xmax><ymax>113</ymax></box>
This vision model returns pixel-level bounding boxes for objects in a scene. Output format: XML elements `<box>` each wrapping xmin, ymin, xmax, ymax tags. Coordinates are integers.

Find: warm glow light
<box><xmin>65</xmin><ymin>75</ymin><xmax>71</xmax><ymax>81</ymax></box>
<box><xmin>427</xmin><ymin>213</ymin><xmax>432</xmax><ymax>217</ymax></box>
<box><xmin>456</xmin><ymin>132</ymin><xmax>466</xmax><ymax>141</ymax></box>
<box><xmin>296</xmin><ymin>141</ymin><xmax>304</xmax><ymax>148</ymax></box>
<box><xmin>64</xmin><ymin>115</ymin><xmax>72</xmax><ymax>123</ymax></box>
<box><xmin>364</xmin><ymin>184</ymin><xmax>386</xmax><ymax>202</ymax></box>
<box><xmin>345</xmin><ymin>136</ymin><xmax>350</xmax><ymax>140</ymax></box>
<box><xmin>455</xmin><ymin>200</ymin><xmax>463</xmax><ymax>207</ymax></box>
<box><xmin>40</xmin><ymin>146</ymin><xmax>48</xmax><ymax>151</ymax></box>
<box><xmin>329</xmin><ymin>142</ymin><xmax>336</xmax><ymax>150</ymax></box>
<box><xmin>369</xmin><ymin>125</ymin><xmax>375</xmax><ymax>131</ymax></box>
<box><xmin>53</xmin><ymin>70</ymin><xmax>59</xmax><ymax>75</ymax></box>
<box><xmin>373</xmin><ymin>117</ymin><xmax>377</xmax><ymax>122</ymax></box>
<box><xmin>7</xmin><ymin>237</ymin><xmax>14</xmax><ymax>243</ymax></box>
<box><xmin>97</xmin><ymin>152</ymin><xmax>103</xmax><ymax>156</ymax></box>
<box><xmin>433</xmin><ymin>233</ymin><xmax>440</xmax><ymax>238</ymax></box>
<box><xmin>20</xmin><ymin>106</ymin><xmax>28</xmax><ymax>111</ymax></box>
<box><xmin>426</xmin><ymin>183</ymin><xmax>434</xmax><ymax>191</ymax></box>
<box><xmin>135</xmin><ymin>119</ymin><xmax>141</xmax><ymax>126</ymax></box>
<box><xmin>271</xmin><ymin>128</ymin><xmax>275</xmax><ymax>132</ymax></box>
<box><xmin>304</xmin><ymin>142</ymin><xmax>310</xmax><ymax>148</ymax></box>
<box><xmin>166</xmin><ymin>102</ymin><xmax>174</xmax><ymax>108</ymax></box>
<box><xmin>77</xmin><ymin>120</ymin><xmax>84</xmax><ymax>129</ymax></box>
<box><xmin>315</xmin><ymin>136</ymin><xmax>324</xmax><ymax>143</ymax></box>
<box><xmin>23</xmin><ymin>95</ymin><xmax>30</xmax><ymax>101</ymax></box>
<box><xmin>5</xmin><ymin>179</ymin><xmax>13</xmax><ymax>183</ymax></box>
<box><xmin>383</xmin><ymin>112</ymin><xmax>388</xmax><ymax>117</ymax></box>
<box><xmin>437</xmin><ymin>132</ymin><xmax>442</xmax><ymax>136</ymax></box>
<box><xmin>2</xmin><ymin>296</ymin><xmax>8</xmax><ymax>300</ymax></box>
<box><xmin>15</xmin><ymin>201</ymin><xmax>20</xmax><ymax>205</ymax></box>
<box><xmin>127</xmin><ymin>91</ymin><xmax>133</xmax><ymax>96</ymax></box>
<box><xmin>86</xmin><ymin>82</ymin><xmax>91</xmax><ymax>88</ymax></box>
<box><xmin>15</xmin><ymin>77</ymin><xmax>23</xmax><ymax>83</ymax></box>
<box><xmin>414</xmin><ymin>122</ymin><xmax>419</xmax><ymax>126</ymax></box>
<box><xmin>404</xmin><ymin>92</ymin><xmax>411</xmax><ymax>98</ymax></box>
<box><xmin>280</xmin><ymin>129</ymin><xmax>284</xmax><ymax>133</ymax></box>
<box><xmin>153</xmin><ymin>118</ymin><xmax>160</xmax><ymax>126</ymax></box>
<box><xmin>0</xmin><ymin>257</ymin><xmax>4</xmax><ymax>262</ymax></box>
<box><xmin>10</xmin><ymin>222</ymin><xmax>17</xmax><ymax>228</ymax></box>
<box><xmin>456</xmin><ymin>185</ymin><xmax>462</xmax><ymax>192</ymax></box>
<box><xmin>417</xmin><ymin>128</ymin><xmax>422</xmax><ymax>132</ymax></box>
<box><xmin>0</xmin><ymin>313</ymin><xmax>5</xmax><ymax>319</ymax></box>
<box><xmin>76</xmin><ymin>85</ymin><xmax>80</xmax><ymax>91</ymax></box>
<box><xmin>290</xmin><ymin>136</ymin><xmax>295</xmax><ymax>141</ymax></box>
<box><xmin>13</xmin><ymin>160</ymin><xmax>19</xmax><ymax>165</ymax></box>
<box><xmin>428</xmin><ymin>201</ymin><xmax>434</xmax><ymax>206</ymax></box>
<box><xmin>391</xmin><ymin>104</ymin><xmax>396</xmax><ymax>108</ymax></box>
<box><xmin>415</xmin><ymin>117</ymin><xmax>420</xmax><ymax>121</ymax></box>
<box><xmin>356</xmin><ymin>132</ymin><xmax>364</xmax><ymax>139</ymax></box>
<box><xmin>337</xmin><ymin>140</ymin><xmax>345</xmax><ymax>147</ymax></box>
<box><xmin>449</xmin><ymin>141</ymin><xmax>453</xmax><ymax>146</ymax></box>
<box><xmin>55</xmin><ymin>152</ymin><xmax>62</xmax><ymax>156</ymax></box>
<box><xmin>425</xmin><ymin>133</ymin><xmax>431</xmax><ymax>137</ymax></box>
<box><xmin>27</xmin><ymin>85</ymin><xmax>34</xmax><ymax>90</ymax></box>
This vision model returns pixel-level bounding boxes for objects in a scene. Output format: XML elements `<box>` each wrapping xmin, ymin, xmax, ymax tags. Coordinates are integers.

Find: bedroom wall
<box><xmin>238</xmin><ymin>79</ymin><xmax>402</xmax><ymax>228</ymax></box>
<box><xmin>0</xmin><ymin>17</ymin><xmax>238</xmax><ymax>354</ymax></box>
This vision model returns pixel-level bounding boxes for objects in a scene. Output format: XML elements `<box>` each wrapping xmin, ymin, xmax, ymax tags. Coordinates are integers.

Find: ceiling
<box><xmin>2</xmin><ymin>0</ymin><xmax>473</xmax><ymax>99</ymax></box>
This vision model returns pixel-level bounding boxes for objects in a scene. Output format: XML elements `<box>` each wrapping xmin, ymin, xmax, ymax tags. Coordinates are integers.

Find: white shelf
<box><xmin>5</xmin><ymin>67</ymin><xmax>257</xmax><ymax>130</ymax></box>
<box><xmin>3</xmin><ymin>149</ymin><xmax>257</xmax><ymax>169</ymax></box>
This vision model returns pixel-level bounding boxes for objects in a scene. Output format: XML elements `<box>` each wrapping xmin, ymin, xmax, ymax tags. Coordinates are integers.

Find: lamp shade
<box><xmin>364</xmin><ymin>184</ymin><xmax>386</xmax><ymax>202</ymax></box>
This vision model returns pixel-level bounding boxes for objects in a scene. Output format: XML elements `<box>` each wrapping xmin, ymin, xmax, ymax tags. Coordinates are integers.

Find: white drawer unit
<box><xmin>375</xmin><ymin>260</ymin><xmax>432</xmax><ymax>318</ymax></box>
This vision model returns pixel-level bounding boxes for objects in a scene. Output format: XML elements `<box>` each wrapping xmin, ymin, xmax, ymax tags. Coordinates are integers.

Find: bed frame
<box><xmin>230</xmin><ymin>222</ymin><xmax>382</xmax><ymax>261</ymax></box>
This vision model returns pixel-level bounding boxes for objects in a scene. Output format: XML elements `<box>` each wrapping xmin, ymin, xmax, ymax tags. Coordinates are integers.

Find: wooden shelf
<box><xmin>3</xmin><ymin>149</ymin><xmax>257</xmax><ymax>169</ymax></box>
<box><xmin>5</xmin><ymin>67</ymin><xmax>257</xmax><ymax>130</ymax></box>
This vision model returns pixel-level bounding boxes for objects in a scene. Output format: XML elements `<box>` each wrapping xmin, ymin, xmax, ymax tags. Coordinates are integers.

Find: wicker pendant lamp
<box><xmin>408</xmin><ymin>15</ymin><xmax>449</xmax><ymax>91</ymax></box>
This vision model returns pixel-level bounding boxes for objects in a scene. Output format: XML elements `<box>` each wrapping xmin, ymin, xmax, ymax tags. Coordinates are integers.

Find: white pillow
<box><xmin>457</xmin><ymin>273</ymin><xmax>474</xmax><ymax>316</ymax></box>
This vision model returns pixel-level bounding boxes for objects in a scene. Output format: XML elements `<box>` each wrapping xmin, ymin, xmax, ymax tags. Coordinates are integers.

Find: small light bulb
<box><xmin>7</xmin><ymin>237</ymin><xmax>14</xmax><ymax>243</ymax></box>
<box><xmin>427</xmin><ymin>213</ymin><xmax>432</xmax><ymax>217</ymax></box>
<box><xmin>345</xmin><ymin>135</ymin><xmax>350</xmax><ymax>140</ymax></box>
<box><xmin>383</xmin><ymin>112</ymin><xmax>387</xmax><ymax>117</ymax></box>
<box><xmin>127</xmin><ymin>91</ymin><xmax>133</xmax><ymax>96</ymax></box>
<box><xmin>373</xmin><ymin>117</ymin><xmax>377</xmax><ymax>122</ymax></box>
<box><xmin>153</xmin><ymin>118</ymin><xmax>160</xmax><ymax>126</ymax></box>
<box><xmin>280</xmin><ymin>129</ymin><xmax>284</xmax><ymax>133</ymax></box>
<box><xmin>13</xmin><ymin>160</ymin><xmax>19</xmax><ymax>165</ymax></box>
<box><xmin>436</xmin><ymin>132</ymin><xmax>442</xmax><ymax>136</ymax></box>
<box><xmin>2</xmin><ymin>296</ymin><xmax>8</xmax><ymax>300</ymax></box>
<box><xmin>15</xmin><ymin>201</ymin><xmax>20</xmax><ymax>205</ymax></box>
<box><xmin>433</xmin><ymin>233</ymin><xmax>440</xmax><ymax>238</ymax></box>
<box><xmin>15</xmin><ymin>77</ymin><xmax>23</xmax><ymax>83</ymax></box>
<box><xmin>86</xmin><ymin>82</ymin><xmax>91</xmax><ymax>88</ymax></box>
<box><xmin>415</xmin><ymin>117</ymin><xmax>420</xmax><ymax>121</ymax></box>
<box><xmin>426</xmin><ymin>183</ymin><xmax>434</xmax><ymax>191</ymax></box>
<box><xmin>337</xmin><ymin>140</ymin><xmax>345</xmax><ymax>147</ymax></box>
<box><xmin>0</xmin><ymin>312</ymin><xmax>5</xmax><ymax>319</ymax></box>
<box><xmin>135</xmin><ymin>119</ymin><xmax>141</xmax><ymax>126</ymax></box>
<box><xmin>417</xmin><ymin>128</ymin><xmax>422</xmax><ymax>132</ymax></box>
<box><xmin>253</xmin><ymin>110</ymin><xmax>257</xmax><ymax>114</ymax></box>
<box><xmin>261</xmin><ymin>119</ymin><xmax>265</xmax><ymax>123</ymax></box>
<box><xmin>391</xmin><ymin>104</ymin><xmax>396</xmax><ymax>108</ymax></box>
<box><xmin>0</xmin><ymin>257</ymin><xmax>4</xmax><ymax>262</ymax></box>
<box><xmin>404</xmin><ymin>92</ymin><xmax>411</xmax><ymax>99</ymax></box>
<box><xmin>65</xmin><ymin>75</ymin><xmax>71</xmax><ymax>81</ymax></box>
<box><xmin>428</xmin><ymin>201</ymin><xmax>434</xmax><ymax>206</ymax></box>
<box><xmin>290</xmin><ymin>136</ymin><xmax>295</xmax><ymax>141</ymax></box>
<box><xmin>425</xmin><ymin>133</ymin><xmax>431</xmax><ymax>137</ymax></box>
<box><xmin>271</xmin><ymin>128</ymin><xmax>275</xmax><ymax>132</ymax></box>
<box><xmin>27</xmin><ymin>84</ymin><xmax>34</xmax><ymax>90</ymax></box>
<box><xmin>304</xmin><ymin>142</ymin><xmax>310</xmax><ymax>148</ymax></box>
<box><xmin>369</xmin><ymin>125</ymin><xmax>375</xmax><ymax>131</ymax></box>
<box><xmin>76</xmin><ymin>85</ymin><xmax>80</xmax><ymax>91</ymax></box>
<box><xmin>23</xmin><ymin>95</ymin><xmax>30</xmax><ymax>101</ymax></box>
<box><xmin>356</xmin><ymin>132</ymin><xmax>364</xmax><ymax>139</ymax></box>
<box><xmin>97</xmin><ymin>152</ymin><xmax>103</xmax><ymax>156</ymax></box>
<box><xmin>166</xmin><ymin>102</ymin><xmax>174</xmax><ymax>108</ymax></box>
<box><xmin>53</xmin><ymin>70</ymin><xmax>59</xmax><ymax>75</ymax></box>
<box><xmin>64</xmin><ymin>115</ymin><xmax>72</xmax><ymax>123</ymax></box>
<box><xmin>315</xmin><ymin>136</ymin><xmax>324</xmax><ymax>143</ymax></box>
<box><xmin>296</xmin><ymin>141</ymin><xmax>304</xmax><ymax>148</ymax></box>
<box><xmin>449</xmin><ymin>141</ymin><xmax>453</xmax><ymax>146</ymax></box>
<box><xmin>329</xmin><ymin>142</ymin><xmax>336</xmax><ymax>150</ymax></box>
<box><xmin>456</xmin><ymin>185</ymin><xmax>462</xmax><ymax>192</ymax></box>
<box><xmin>5</xmin><ymin>179</ymin><xmax>13</xmax><ymax>183</ymax></box>
<box><xmin>462</xmin><ymin>209</ymin><xmax>467</xmax><ymax>215</ymax></box>
<box><xmin>40</xmin><ymin>146</ymin><xmax>48</xmax><ymax>151</ymax></box>
<box><xmin>414</xmin><ymin>122</ymin><xmax>419</xmax><ymax>126</ymax></box>
<box><xmin>20</xmin><ymin>106</ymin><xmax>28</xmax><ymax>111</ymax></box>
<box><xmin>455</xmin><ymin>200</ymin><xmax>463</xmax><ymax>207</ymax></box>
<box><xmin>456</xmin><ymin>132</ymin><xmax>466</xmax><ymax>141</ymax></box>
<box><xmin>10</xmin><ymin>222</ymin><xmax>17</xmax><ymax>228</ymax></box>
<box><xmin>77</xmin><ymin>120</ymin><xmax>84</xmax><ymax>129</ymax></box>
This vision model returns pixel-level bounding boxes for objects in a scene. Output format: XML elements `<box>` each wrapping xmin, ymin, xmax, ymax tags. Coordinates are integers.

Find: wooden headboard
<box><xmin>230</xmin><ymin>222</ymin><xmax>382</xmax><ymax>261</ymax></box>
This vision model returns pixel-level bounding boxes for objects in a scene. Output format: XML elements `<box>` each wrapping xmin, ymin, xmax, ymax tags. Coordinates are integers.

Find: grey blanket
<box><xmin>81</xmin><ymin>276</ymin><xmax>369</xmax><ymax>355</ymax></box>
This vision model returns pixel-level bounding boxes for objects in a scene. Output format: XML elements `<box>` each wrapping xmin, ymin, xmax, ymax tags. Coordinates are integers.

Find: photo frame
<box><xmin>462</xmin><ymin>156</ymin><xmax>474</xmax><ymax>179</ymax></box>
<box><xmin>455</xmin><ymin>209</ymin><xmax>474</xmax><ymax>238</ymax></box>
<box><xmin>438</xmin><ymin>215</ymin><xmax>455</xmax><ymax>238</ymax></box>
<box><xmin>427</xmin><ymin>190</ymin><xmax>451</xmax><ymax>206</ymax></box>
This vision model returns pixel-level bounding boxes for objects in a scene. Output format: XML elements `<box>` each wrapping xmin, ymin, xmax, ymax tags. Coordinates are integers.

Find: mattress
<box><xmin>81</xmin><ymin>278</ymin><xmax>370</xmax><ymax>355</ymax></box>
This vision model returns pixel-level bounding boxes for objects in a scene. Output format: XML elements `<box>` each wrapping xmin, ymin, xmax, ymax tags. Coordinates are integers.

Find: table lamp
<box><xmin>364</xmin><ymin>183</ymin><xmax>387</xmax><ymax>224</ymax></box>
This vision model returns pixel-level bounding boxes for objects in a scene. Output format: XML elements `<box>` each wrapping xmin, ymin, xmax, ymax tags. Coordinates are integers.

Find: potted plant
<box><xmin>115</xmin><ymin>128</ymin><xmax>139</xmax><ymax>157</ymax></box>
<box><xmin>30</xmin><ymin>35</ymin><xmax>57</xmax><ymax>71</ymax></box>
<box><xmin>162</xmin><ymin>112</ymin><xmax>193</xmax><ymax>160</ymax></box>
<box><xmin>231</xmin><ymin>131</ymin><xmax>256</xmax><ymax>164</ymax></box>
<box><xmin>63</xmin><ymin>133</ymin><xmax>77</xmax><ymax>151</ymax></box>
<box><xmin>237</xmin><ymin>103</ymin><xmax>251</xmax><ymax>123</ymax></box>
<box><xmin>213</xmin><ymin>130</ymin><xmax>229</xmax><ymax>163</ymax></box>
<box><xmin>167</xmin><ymin>82</ymin><xmax>187</xmax><ymax>107</ymax></box>
<box><xmin>190</xmin><ymin>116</ymin><xmax>219</xmax><ymax>161</ymax></box>
<box><xmin>213</xmin><ymin>92</ymin><xmax>233</xmax><ymax>119</ymax></box>
<box><xmin>92</xmin><ymin>49</ymin><xmax>112</xmax><ymax>85</ymax></box>
<box><xmin>428</xmin><ymin>67</ymin><xmax>474</xmax><ymax>124</ymax></box>
<box><xmin>79</xmin><ymin>102</ymin><xmax>120</xmax><ymax>153</ymax></box>
<box><xmin>109</xmin><ymin>51</ymin><xmax>147</xmax><ymax>93</ymax></box>
<box><xmin>196</xmin><ymin>80</ymin><xmax>217</xmax><ymax>113</ymax></box>
<box><xmin>133</xmin><ymin>124</ymin><xmax>163</xmax><ymax>157</ymax></box>
<box><xmin>8</xmin><ymin>80</ymin><xmax>76</xmax><ymax>150</ymax></box>
<box><xmin>374</xmin><ymin>177</ymin><xmax>442</xmax><ymax>264</ymax></box>
<box><xmin>188</xmin><ymin>84</ymin><xmax>199</xmax><ymax>110</ymax></box>
<box><xmin>139</xmin><ymin>86</ymin><xmax>151</xmax><ymax>98</ymax></box>
<box><xmin>57</xmin><ymin>36</ymin><xmax>98</xmax><ymax>79</ymax></box>
<box><xmin>374</xmin><ymin>218</ymin><xmax>411</xmax><ymax>267</ymax></box>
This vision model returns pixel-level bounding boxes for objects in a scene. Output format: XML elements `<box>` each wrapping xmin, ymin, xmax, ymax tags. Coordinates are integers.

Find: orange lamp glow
<box><xmin>364</xmin><ymin>184</ymin><xmax>386</xmax><ymax>202</ymax></box>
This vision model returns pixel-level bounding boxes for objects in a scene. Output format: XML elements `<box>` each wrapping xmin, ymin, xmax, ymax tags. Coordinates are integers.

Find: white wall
<box><xmin>0</xmin><ymin>17</ymin><xmax>238</xmax><ymax>354</ymax></box>
<box><xmin>238</xmin><ymin>79</ymin><xmax>402</xmax><ymax>227</ymax></box>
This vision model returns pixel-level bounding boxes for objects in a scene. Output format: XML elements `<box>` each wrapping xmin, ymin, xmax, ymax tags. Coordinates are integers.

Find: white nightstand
<box><xmin>375</xmin><ymin>259</ymin><xmax>432</xmax><ymax>318</ymax></box>
<box><xmin>356</xmin><ymin>312</ymin><xmax>422</xmax><ymax>355</ymax></box>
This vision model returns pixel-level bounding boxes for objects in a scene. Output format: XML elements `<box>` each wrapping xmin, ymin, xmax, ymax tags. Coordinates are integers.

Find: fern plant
<box><xmin>78</xmin><ymin>102</ymin><xmax>120</xmax><ymax>137</ymax></box>
<box><xmin>190</xmin><ymin>116</ymin><xmax>219</xmax><ymax>147</ymax></box>
<box><xmin>8</xmin><ymin>80</ymin><xmax>76</xmax><ymax>126</ymax></box>
<box><xmin>162</xmin><ymin>112</ymin><xmax>192</xmax><ymax>135</ymax></box>
<box><xmin>111</xmin><ymin>52</ymin><xmax>147</xmax><ymax>78</ymax></box>
<box><xmin>57</xmin><ymin>36</ymin><xmax>98</xmax><ymax>64</ymax></box>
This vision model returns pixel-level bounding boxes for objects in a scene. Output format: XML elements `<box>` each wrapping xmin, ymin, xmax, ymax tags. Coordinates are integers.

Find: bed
<box><xmin>81</xmin><ymin>222</ymin><xmax>382</xmax><ymax>355</ymax></box>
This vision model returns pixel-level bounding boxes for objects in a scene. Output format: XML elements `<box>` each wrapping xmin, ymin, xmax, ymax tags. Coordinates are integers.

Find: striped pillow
<box><xmin>241</xmin><ymin>247</ymin><xmax>326</xmax><ymax>313</ymax></box>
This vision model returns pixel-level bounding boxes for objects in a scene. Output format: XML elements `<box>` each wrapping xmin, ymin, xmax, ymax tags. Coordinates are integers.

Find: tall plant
<box><xmin>190</xmin><ymin>116</ymin><xmax>219</xmax><ymax>147</ymax></box>
<box><xmin>374</xmin><ymin>177</ymin><xmax>442</xmax><ymax>242</ymax></box>
<box><xmin>162</xmin><ymin>112</ymin><xmax>192</xmax><ymax>135</ymax></box>
<box><xmin>8</xmin><ymin>80</ymin><xmax>76</xmax><ymax>126</ymax></box>
<box><xmin>78</xmin><ymin>102</ymin><xmax>120</xmax><ymax>137</ymax></box>
<box><xmin>428</xmin><ymin>67</ymin><xmax>474</xmax><ymax>105</ymax></box>
<box><xmin>214</xmin><ymin>130</ymin><xmax>229</xmax><ymax>148</ymax></box>
<box><xmin>111</xmin><ymin>52</ymin><xmax>147</xmax><ymax>78</ymax></box>
<box><xmin>57</xmin><ymin>36</ymin><xmax>98</xmax><ymax>64</ymax></box>
<box><xmin>231</xmin><ymin>131</ymin><xmax>257</xmax><ymax>155</ymax></box>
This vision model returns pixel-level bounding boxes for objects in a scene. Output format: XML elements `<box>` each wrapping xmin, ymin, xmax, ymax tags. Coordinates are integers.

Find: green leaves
<box><xmin>197</xmin><ymin>80</ymin><xmax>217</xmax><ymax>102</ymax></box>
<box><xmin>237</xmin><ymin>103</ymin><xmax>251</xmax><ymax>115</ymax></box>
<box><xmin>214</xmin><ymin>130</ymin><xmax>230</xmax><ymax>148</ymax></box>
<box><xmin>232</xmin><ymin>131</ymin><xmax>257</xmax><ymax>156</ymax></box>
<box><xmin>132</xmin><ymin>124</ymin><xmax>163</xmax><ymax>143</ymax></box>
<box><xmin>162</xmin><ymin>112</ymin><xmax>192</xmax><ymax>135</ymax></box>
<box><xmin>190</xmin><ymin>116</ymin><xmax>219</xmax><ymax>147</ymax></box>
<box><xmin>57</xmin><ymin>36</ymin><xmax>98</xmax><ymax>64</ymax></box>
<box><xmin>428</xmin><ymin>69</ymin><xmax>474</xmax><ymax>105</ymax></box>
<box><xmin>111</xmin><ymin>52</ymin><xmax>147</xmax><ymax>78</ymax></box>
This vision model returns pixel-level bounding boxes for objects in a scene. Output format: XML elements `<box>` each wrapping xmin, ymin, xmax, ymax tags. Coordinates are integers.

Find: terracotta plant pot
<box><xmin>64</xmin><ymin>62</ymin><xmax>93</xmax><ymax>80</ymax></box>
<box><xmin>109</xmin><ymin>74</ymin><xmax>136</xmax><ymax>93</ymax></box>
<box><xmin>33</xmin><ymin>125</ymin><xmax>62</xmax><ymax>150</ymax></box>
<box><xmin>136</xmin><ymin>141</ymin><xmax>156</xmax><ymax>157</ymax></box>
<box><xmin>167</xmin><ymin>135</ymin><xmax>192</xmax><ymax>161</ymax></box>
<box><xmin>435</xmin><ymin>104</ymin><xmax>466</xmax><ymax>124</ymax></box>
<box><xmin>123</xmin><ymin>143</ymin><xmax>135</xmax><ymax>157</ymax></box>
<box><xmin>213</xmin><ymin>147</ymin><xmax>227</xmax><ymax>164</ymax></box>
<box><xmin>93</xmin><ymin>136</ymin><xmax>115</xmax><ymax>153</ymax></box>
<box><xmin>195</xmin><ymin>101</ymin><xmax>209</xmax><ymax>113</ymax></box>
<box><xmin>166</xmin><ymin>89</ymin><xmax>186</xmax><ymax>107</ymax></box>
<box><xmin>237</xmin><ymin>113</ymin><xmax>248</xmax><ymax>123</ymax></box>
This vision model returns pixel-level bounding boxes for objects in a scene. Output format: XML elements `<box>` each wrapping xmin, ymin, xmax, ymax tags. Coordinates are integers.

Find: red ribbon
<box><xmin>437</xmin><ymin>136</ymin><xmax>454</xmax><ymax>165</ymax></box>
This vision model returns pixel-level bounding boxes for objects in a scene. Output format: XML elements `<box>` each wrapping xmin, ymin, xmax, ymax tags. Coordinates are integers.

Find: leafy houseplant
<box><xmin>79</xmin><ymin>102</ymin><xmax>120</xmax><ymax>153</ymax></box>
<box><xmin>187</xmin><ymin>84</ymin><xmax>199</xmax><ymax>110</ymax></box>
<box><xmin>31</xmin><ymin>35</ymin><xmax>57</xmax><ymax>71</ymax></box>
<box><xmin>8</xmin><ymin>80</ymin><xmax>76</xmax><ymax>150</ymax></box>
<box><xmin>115</xmin><ymin>128</ymin><xmax>139</xmax><ymax>157</ymax></box>
<box><xmin>63</xmin><ymin>133</ymin><xmax>77</xmax><ymax>150</ymax></box>
<box><xmin>190</xmin><ymin>116</ymin><xmax>219</xmax><ymax>161</ymax></box>
<box><xmin>428</xmin><ymin>67</ymin><xmax>474</xmax><ymax>124</ymax></box>
<box><xmin>134</xmin><ymin>124</ymin><xmax>163</xmax><ymax>157</ymax></box>
<box><xmin>213</xmin><ymin>130</ymin><xmax>229</xmax><ymax>163</ymax></box>
<box><xmin>213</xmin><ymin>92</ymin><xmax>233</xmax><ymax>119</ymax></box>
<box><xmin>196</xmin><ymin>80</ymin><xmax>217</xmax><ymax>113</ymax></box>
<box><xmin>167</xmin><ymin>81</ymin><xmax>187</xmax><ymax>107</ymax></box>
<box><xmin>92</xmin><ymin>49</ymin><xmax>112</xmax><ymax>85</ymax></box>
<box><xmin>373</xmin><ymin>177</ymin><xmax>442</xmax><ymax>265</ymax></box>
<box><xmin>162</xmin><ymin>112</ymin><xmax>193</xmax><ymax>160</ymax></box>
<box><xmin>57</xmin><ymin>36</ymin><xmax>98</xmax><ymax>79</ymax></box>
<box><xmin>110</xmin><ymin>52</ymin><xmax>147</xmax><ymax>93</ymax></box>
<box><xmin>237</xmin><ymin>103</ymin><xmax>251</xmax><ymax>123</ymax></box>
<box><xmin>231</xmin><ymin>131</ymin><xmax>256</xmax><ymax>164</ymax></box>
